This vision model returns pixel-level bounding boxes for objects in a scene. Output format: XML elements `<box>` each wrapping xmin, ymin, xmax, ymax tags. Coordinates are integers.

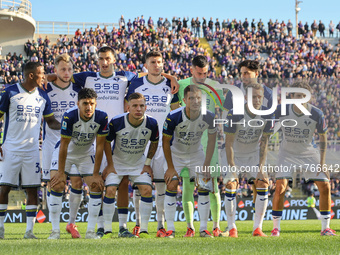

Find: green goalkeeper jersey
<box><xmin>178</xmin><ymin>78</ymin><xmax>225</xmax><ymax>177</ymax></box>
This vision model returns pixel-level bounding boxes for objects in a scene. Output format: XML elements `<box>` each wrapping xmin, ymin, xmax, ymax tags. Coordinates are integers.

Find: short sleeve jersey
<box><xmin>106</xmin><ymin>113</ymin><xmax>159</xmax><ymax>175</ymax></box>
<box><xmin>224</xmin><ymin>106</ymin><xmax>274</xmax><ymax>157</ymax></box>
<box><xmin>274</xmin><ymin>104</ymin><xmax>327</xmax><ymax>156</ymax></box>
<box><xmin>71</xmin><ymin>71</ymin><xmax>139</xmax><ymax>119</ymax></box>
<box><xmin>163</xmin><ymin>107</ymin><xmax>216</xmax><ymax>157</ymax></box>
<box><xmin>60</xmin><ymin>106</ymin><xmax>109</xmax><ymax>157</ymax></box>
<box><xmin>125</xmin><ymin>76</ymin><xmax>178</xmax><ymax>146</ymax></box>
<box><xmin>0</xmin><ymin>83</ymin><xmax>53</xmax><ymax>153</ymax></box>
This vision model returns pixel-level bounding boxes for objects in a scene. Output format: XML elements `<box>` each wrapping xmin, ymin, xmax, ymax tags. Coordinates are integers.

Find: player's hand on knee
<box><xmin>141</xmin><ymin>165</ymin><xmax>153</xmax><ymax>180</ymax></box>
<box><xmin>51</xmin><ymin>171</ymin><xmax>66</xmax><ymax>188</ymax></box>
<box><xmin>91</xmin><ymin>174</ymin><xmax>104</xmax><ymax>192</ymax></box>
<box><xmin>164</xmin><ymin>167</ymin><xmax>178</xmax><ymax>185</ymax></box>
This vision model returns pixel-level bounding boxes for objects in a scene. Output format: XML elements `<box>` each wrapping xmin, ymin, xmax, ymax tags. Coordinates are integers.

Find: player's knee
<box><xmin>226</xmin><ymin>181</ymin><xmax>237</xmax><ymax>190</ymax></box>
<box><xmin>105</xmin><ymin>186</ymin><xmax>117</xmax><ymax>198</ymax></box>
<box><xmin>70</xmin><ymin>177</ymin><xmax>83</xmax><ymax>190</ymax></box>
<box><xmin>275</xmin><ymin>180</ymin><xmax>287</xmax><ymax>196</ymax></box>
<box><xmin>256</xmin><ymin>180</ymin><xmax>268</xmax><ymax>189</ymax></box>
<box><xmin>316</xmin><ymin>181</ymin><xmax>330</xmax><ymax>194</ymax></box>
<box><xmin>167</xmin><ymin>180</ymin><xmax>179</xmax><ymax>191</ymax></box>
<box><xmin>51</xmin><ymin>182</ymin><xmax>64</xmax><ymax>193</ymax></box>
<box><xmin>139</xmin><ymin>185</ymin><xmax>152</xmax><ymax>197</ymax></box>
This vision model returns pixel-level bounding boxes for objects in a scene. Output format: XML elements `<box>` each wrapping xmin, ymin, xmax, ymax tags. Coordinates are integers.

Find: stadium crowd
<box><xmin>0</xmin><ymin>16</ymin><xmax>339</xmax><ymax>199</ymax></box>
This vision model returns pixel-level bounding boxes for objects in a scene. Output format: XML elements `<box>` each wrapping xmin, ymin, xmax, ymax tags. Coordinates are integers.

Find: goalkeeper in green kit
<box><xmin>178</xmin><ymin>55</ymin><xmax>226</xmax><ymax>237</ymax></box>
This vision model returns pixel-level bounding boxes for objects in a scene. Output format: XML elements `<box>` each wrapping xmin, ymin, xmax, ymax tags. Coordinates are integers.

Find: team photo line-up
<box><xmin>0</xmin><ymin>48</ymin><xmax>336</xmax><ymax>239</ymax></box>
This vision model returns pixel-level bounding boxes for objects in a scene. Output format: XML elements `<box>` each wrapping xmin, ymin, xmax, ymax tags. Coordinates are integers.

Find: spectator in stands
<box><xmin>208</xmin><ymin>17</ymin><xmax>214</xmax><ymax>32</ymax></box>
<box><xmin>318</xmin><ymin>20</ymin><xmax>325</xmax><ymax>37</ymax></box>
<box><xmin>118</xmin><ymin>15</ymin><xmax>125</xmax><ymax>29</ymax></box>
<box><xmin>311</xmin><ymin>20</ymin><xmax>318</xmax><ymax>37</ymax></box>
<box><xmin>329</xmin><ymin>21</ymin><xmax>335</xmax><ymax>37</ymax></box>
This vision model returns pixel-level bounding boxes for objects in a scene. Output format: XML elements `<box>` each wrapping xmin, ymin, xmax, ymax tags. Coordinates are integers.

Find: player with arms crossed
<box><xmin>101</xmin><ymin>92</ymin><xmax>159</xmax><ymax>238</ymax></box>
<box><xmin>49</xmin><ymin>88</ymin><xmax>110</xmax><ymax>239</ymax></box>
<box><xmin>271</xmin><ymin>81</ymin><xmax>336</xmax><ymax>236</ymax></box>
<box><xmin>224</xmin><ymin>83</ymin><xmax>274</xmax><ymax>237</ymax></box>
<box><xmin>42</xmin><ymin>54</ymin><xmax>83</xmax><ymax>238</ymax></box>
<box><xmin>125</xmin><ymin>51</ymin><xmax>180</xmax><ymax>237</ymax></box>
<box><xmin>0</xmin><ymin>62</ymin><xmax>60</xmax><ymax>239</ymax></box>
<box><xmin>163</xmin><ymin>85</ymin><xmax>217</xmax><ymax>238</ymax></box>
<box><xmin>177</xmin><ymin>55</ymin><xmax>225</xmax><ymax>237</ymax></box>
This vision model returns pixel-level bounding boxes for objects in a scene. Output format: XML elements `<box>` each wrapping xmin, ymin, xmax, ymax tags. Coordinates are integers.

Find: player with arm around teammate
<box><xmin>42</xmin><ymin>53</ymin><xmax>83</xmax><ymax>238</ymax></box>
<box><xmin>101</xmin><ymin>92</ymin><xmax>159</xmax><ymax>238</ymax></box>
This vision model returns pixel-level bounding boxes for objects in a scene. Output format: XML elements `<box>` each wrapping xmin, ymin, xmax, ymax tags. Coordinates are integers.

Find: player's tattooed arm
<box><xmin>147</xmin><ymin>141</ymin><xmax>158</xmax><ymax>160</ymax></box>
<box><xmin>45</xmin><ymin>115</ymin><xmax>61</xmax><ymax>130</ymax></box>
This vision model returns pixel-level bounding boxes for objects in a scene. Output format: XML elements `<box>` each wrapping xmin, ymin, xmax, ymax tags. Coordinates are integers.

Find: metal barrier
<box><xmin>0</xmin><ymin>0</ymin><xmax>32</xmax><ymax>16</ymax></box>
<box><xmin>35</xmin><ymin>21</ymin><xmax>118</xmax><ymax>35</ymax></box>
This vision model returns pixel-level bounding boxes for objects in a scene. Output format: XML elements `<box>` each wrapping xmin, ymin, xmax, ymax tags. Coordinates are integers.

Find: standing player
<box><xmin>48</xmin><ymin>88</ymin><xmax>110</xmax><ymax>239</ymax></box>
<box><xmin>0</xmin><ymin>62</ymin><xmax>60</xmax><ymax>239</ymax></box>
<box><xmin>224</xmin><ymin>83</ymin><xmax>274</xmax><ymax>237</ymax></box>
<box><xmin>125</xmin><ymin>51</ymin><xmax>180</xmax><ymax>237</ymax></box>
<box><xmin>48</xmin><ymin>46</ymin><xmax>179</xmax><ymax>237</ymax></box>
<box><xmin>163</xmin><ymin>85</ymin><xmax>217</xmax><ymax>238</ymax></box>
<box><xmin>102</xmin><ymin>93</ymin><xmax>159</xmax><ymax>238</ymax></box>
<box><xmin>222</xmin><ymin>60</ymin><xmax>273</xmax><ymax>217</ymax></box>
<box><xmin>271</xmin><ymin>81</ymin><xmax>336</xmax><ymax>236</ymax></box>
<box><xmin>42</xmin><ymin>54</ymin><xmax>82</xmax><ymax>238</ymax></box>
<box><xmin>177</xmin><ymin>55</ymin><xmax>225</xmax><ymax>237</ymax></box>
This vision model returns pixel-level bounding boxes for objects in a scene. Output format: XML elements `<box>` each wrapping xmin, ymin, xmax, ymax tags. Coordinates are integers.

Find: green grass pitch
<box><xmin>1</xmin><ymin>220</ymin><xmax>339</xmax><ymax>254</ymax></box>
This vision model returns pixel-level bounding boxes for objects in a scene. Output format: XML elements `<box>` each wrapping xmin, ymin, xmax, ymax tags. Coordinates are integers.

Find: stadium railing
<box><xmin>35</xmin><ymin>21</ymin><xmax>118</xmax><ymax>35</ymax></box>
<box><xmin>0</xmin><ymin>0</ymin><xmax>32</xmax><ymax>16</ymax></box>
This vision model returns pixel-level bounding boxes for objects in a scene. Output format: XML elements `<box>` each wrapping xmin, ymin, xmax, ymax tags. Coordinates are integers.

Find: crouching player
<box><xmin>102</xmin><ymin>92</ymin><xmax>159</xmax><ymax>238</ymax></box>
<box><xmin>224</xmin><ymin>83</ymin><xmax>274</xmax><ymax>237</ymax></box>
<box><xmin>162</xmin><ymin>85</ymin><xmax>217</xmax><ymax>238</ymax></box>
<box><xmin>49</xmin><ymin>88</ymin><xmax>110</xmax><ymax>239</ymax></box>
<box><xmin>271</xmin><ymin>81</ymin><xmax>336</xmax><ymax>236</ymax></box>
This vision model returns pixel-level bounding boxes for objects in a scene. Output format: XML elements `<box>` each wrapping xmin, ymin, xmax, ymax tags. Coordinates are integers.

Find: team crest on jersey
<box><xmin>89</xmin><ymin>124</ymin><xmax>97</xmax><ymax>130</ymax></box>
<box><xmin>70</xmin><ymin>92</ymin><xmax>77</xmax><ymax>98</ymax></box>
<box><xmin>141</xmin><ymin>130</ymin><xmax>149</xmax><ymax>136</ymax></box>
<box><xmin>36</xmin><ymin>98</ymin><xmax>42</xmax><ymax>103</ymax></box>
<box><xmin>198</xmin><ymin>123</ymin><xmax>205</xmax><ymax>129</ymax></box>
<box><xmin>163</xmin><ymin>87</ymin><xmax>169</xmax><ymax>94</ymax></box>
<box><xmin>304</xmin><ymin>119</ymin><xmax>311</xmax><ymax>126</ymax></box>
<box><xmin>16</xmin><ymin>97</ymin><xmax>24</xmax><ymax>100</ymax></box>
<box><xmin>75</xmin><ymin>124</ymin><xmax>81</xmax><ymax>128</ymax></box>
<box><xmin>50</xmin><ymin>93</ymin><xmax>57</xmax><ymax>97</ymax></box>
<box><xmin>142</xmin><ymin>88</ymin><xmax>149</xmax><ymax>91</ymax></box>
<box><xmin>122</xmin><ymin>132</ymin><xmax>129</xmax><ymax>136</ymax></box>
<box><xmin>179</xmin><ymin>125</ymin><xmax>187</xmax><ymax>129</ymax></box>
<box><xmin>113</xmin><ymin>77</ymin><xmax>120</xmax><ymax>82</ymax></box>
<box><xmin>62</xmin><ymin>121</ymin><xmax>67</xmax><ymax>130</ymax></box>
